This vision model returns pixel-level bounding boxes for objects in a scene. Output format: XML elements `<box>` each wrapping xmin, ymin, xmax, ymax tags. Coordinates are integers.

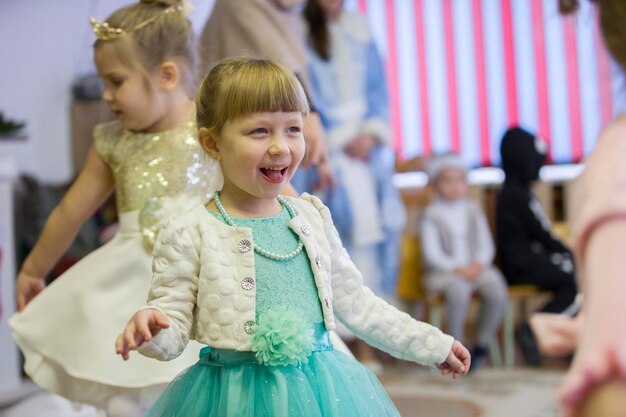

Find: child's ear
<box><xmin>198</xmin><ymin>127</ymin><xmax>221</xmax><ymax>161</ymax></box>
<box><xmin>157</xmin><ymin>60</ymin><xmax>180</xmax><ymax>91</ymax></box>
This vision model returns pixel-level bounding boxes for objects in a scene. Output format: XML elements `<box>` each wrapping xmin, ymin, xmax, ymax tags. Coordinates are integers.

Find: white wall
<box><xmin>0</xmin><ymin>0</ymin><xmax>214</xmax><ymax>184</ymax></box>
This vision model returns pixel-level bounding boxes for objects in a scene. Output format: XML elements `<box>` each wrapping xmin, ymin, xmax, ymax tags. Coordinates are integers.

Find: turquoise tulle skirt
<box><xmin>146</xmin><ymin>323</ymin><xmax>400</xmax><ymax>417</ymax></box>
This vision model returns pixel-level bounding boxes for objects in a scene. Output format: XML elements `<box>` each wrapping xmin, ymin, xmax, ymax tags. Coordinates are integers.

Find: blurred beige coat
<box><xmin>199</xmin><ymin>0</ymin><xmax>308</xmax><ymax>84</ymax></box>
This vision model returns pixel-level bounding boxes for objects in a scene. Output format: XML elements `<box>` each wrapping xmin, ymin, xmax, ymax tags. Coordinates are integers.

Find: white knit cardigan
<box><xmin>138</xmin><ymin>193</ymin><xmax>454</xmax><ymax>367</ymax></box>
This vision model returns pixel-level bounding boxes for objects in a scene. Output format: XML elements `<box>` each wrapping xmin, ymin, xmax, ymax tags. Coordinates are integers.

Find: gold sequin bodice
<box><xmin>94</xmin><ymin>120</ymin><xmax>221</xmax><ymax>214</ymax></box>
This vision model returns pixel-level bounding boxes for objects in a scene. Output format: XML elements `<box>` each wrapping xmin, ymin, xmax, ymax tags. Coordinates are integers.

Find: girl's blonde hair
<box><xmin>94</xmin><ymin>0</ymin><xmax>197</xmax><ymax>96</ymax></box>
<box><xmin>196</xmin><ymin>57</ymin><xmax>310</xmax><ymax>135</ymax></box>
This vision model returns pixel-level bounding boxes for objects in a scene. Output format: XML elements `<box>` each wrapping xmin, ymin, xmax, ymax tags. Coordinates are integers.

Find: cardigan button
<box><xmin>315</xmin><ymin>256</ymin><xmax>323</xmax><ymax>269</ymax></box>
<box><xmin>244</xmin><ymin>320</ymin><xmax>256</xmax><ymax>334</ymax></box>
<box><xmin>300</xmin><ymin>224</ymin><xmax>311</xmax><ymax>236</ymax></box>
<box><xmin>324</xmin><ymin>297</ymin><xmax>331</xmax><ymax>309</ymax></box>
<box><xmin>241</xmin><ymin>276</ymin><xmax>255</xmax><ymax>290</ymax></box>
<box><xmin>238</xmin><ymin>239</ymin><xmax>252</xmax><ymax>253</ymax></box>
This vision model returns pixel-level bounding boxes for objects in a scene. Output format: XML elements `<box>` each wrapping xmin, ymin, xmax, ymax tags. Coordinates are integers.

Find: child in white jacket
<box><xmin>116</xmin><ymin>57</ymin><xmax>470</xmax><ymax>417</ymax></box>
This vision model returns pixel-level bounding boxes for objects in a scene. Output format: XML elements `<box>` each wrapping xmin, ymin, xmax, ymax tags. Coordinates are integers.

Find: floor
<box><xmin>0</xmin><ymin>365</ymin><xmax>565</xmax><ymax>417</ymax></box>
<box><xmin>382</xmin><ymin>365</ymin><xmax>564</xmax><ymax>417</ymax></box>
<box><xmin>0</xmin><ymin>382</ymin><xmax>100</xmax><ymax>417</ymax></box>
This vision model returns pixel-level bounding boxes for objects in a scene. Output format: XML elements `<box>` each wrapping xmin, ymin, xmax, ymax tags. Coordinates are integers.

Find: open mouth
<box><xmin>260</xmin><ymin>166</ymin><xmax>288</xmax><ymax>184</ymax></box>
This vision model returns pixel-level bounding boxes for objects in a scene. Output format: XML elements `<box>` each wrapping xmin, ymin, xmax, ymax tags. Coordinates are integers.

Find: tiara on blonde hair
<box><xmin>90</xmin><ymin>2</ymin><xmax>192</xmax><ymax>41</ymax></box>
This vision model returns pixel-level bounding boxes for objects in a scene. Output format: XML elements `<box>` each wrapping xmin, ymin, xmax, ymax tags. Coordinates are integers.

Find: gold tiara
<box><xmin>90</xmin><ymin>3</ymin><xmax>181</xmax><ymax>41</ymax></box>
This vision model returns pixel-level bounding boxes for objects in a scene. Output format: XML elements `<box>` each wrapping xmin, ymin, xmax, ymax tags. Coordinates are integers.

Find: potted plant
<box><xmin>0</xmin><ymin>112</ymin><xmax>26</xmax><ymax>140</ymax></box>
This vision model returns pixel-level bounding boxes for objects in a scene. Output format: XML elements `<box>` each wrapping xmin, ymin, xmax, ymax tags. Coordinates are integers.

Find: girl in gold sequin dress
<box><xmin>9</xmin><ymin>1</ymin><xmax>221</xmax><ymax>416</ymax></box>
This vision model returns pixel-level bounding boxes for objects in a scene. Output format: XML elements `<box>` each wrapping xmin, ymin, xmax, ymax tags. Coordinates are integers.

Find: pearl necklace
<box><xmin>213</xmin><ymin>192</ymin><xmax>304</xmax><ymax>261</ymax></box>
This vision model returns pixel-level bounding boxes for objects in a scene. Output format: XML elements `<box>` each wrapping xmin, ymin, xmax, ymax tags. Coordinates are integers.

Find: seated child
<box><xmin>420</xmin><ymin>153</ymin><xmax>507</xmax><ymax>370</ymax></box>
<box><xmin>496</xmin><ymin>126</ymin><xmax>578</xmax><ymax>366</ymax></box>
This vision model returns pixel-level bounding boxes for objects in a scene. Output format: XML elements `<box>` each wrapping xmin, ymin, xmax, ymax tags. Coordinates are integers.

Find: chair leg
<box><xmin>504</xmin><ymin>299</ymin><xmax>516</xmax><ymax>368</ymax></box>
<box><xmin>489</xmin><ymin>338</ymin><xmax>503</xmax><ymax>367</ymax></box>
<box><xmin>429</xmin><ymin>303</ymin><xmax>442</xmax><ymax>330</ymax></box>
<box><xmin>429</xmin><ymin>299</ymin><xmax>504</xmax><ymax>368</ymax></box>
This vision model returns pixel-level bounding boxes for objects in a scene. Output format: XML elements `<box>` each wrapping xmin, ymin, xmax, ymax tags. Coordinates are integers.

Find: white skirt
<box><xmin>9</xmin><ymin>210</ymin><xmax>203</xmax><ymax>408</ymax></box>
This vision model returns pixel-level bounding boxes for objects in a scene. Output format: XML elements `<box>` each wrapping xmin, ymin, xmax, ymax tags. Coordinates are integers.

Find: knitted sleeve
<box><xmin>137</xmin><ymin>216</ymin><xmax>201</xmax><ymax>361</ymax></box>
<box><xmin>305</xmin><ymin>194</ymin><xmax>454</xmax><ymax>367</ymax></box>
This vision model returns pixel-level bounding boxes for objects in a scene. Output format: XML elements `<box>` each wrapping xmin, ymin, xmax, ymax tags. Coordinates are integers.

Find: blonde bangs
<box><xmin>197</xmin><ymin>58</ymin><xmax>309</xmax><ymax>134</ymax></box>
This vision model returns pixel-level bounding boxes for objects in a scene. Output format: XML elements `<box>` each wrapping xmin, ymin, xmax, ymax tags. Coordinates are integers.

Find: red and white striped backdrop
<box><xmin>344</xmin><ymin>0</ymin><xmax>622</xmax><ymax>167</ymax></box>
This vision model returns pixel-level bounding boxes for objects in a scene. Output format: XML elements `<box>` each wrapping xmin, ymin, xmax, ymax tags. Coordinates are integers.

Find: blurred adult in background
<box><xmin>303</xmin><ymin>0</ymin><xmax>406</xmax><ymax>371</ymax></box>
<box><xmin>199</xmin><ymin>0</ymin><xmax>333</xmax><ymax>190</ymax></box>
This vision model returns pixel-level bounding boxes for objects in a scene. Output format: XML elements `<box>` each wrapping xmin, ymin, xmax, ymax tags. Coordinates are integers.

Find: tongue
<box><xmin>262</xmin><ymin>169</ymin><xmax>283</xmax><ymax>183</ymax></box>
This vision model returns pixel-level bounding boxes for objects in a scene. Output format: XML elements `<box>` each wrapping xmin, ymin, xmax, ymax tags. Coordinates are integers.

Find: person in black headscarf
<box><xmin>496</xmin><ymin>126</ymin><xmax>578</xmax><ymax>365</ymax></box>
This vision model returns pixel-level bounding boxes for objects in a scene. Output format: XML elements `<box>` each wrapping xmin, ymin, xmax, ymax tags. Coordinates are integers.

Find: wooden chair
<box><xmin>503</xmin><ymin>284</ymin><xmax>550</xmax><ymax>368</ymax></box>
<box><xmin>425</xmin><ymin>284</ymin><xmax>550</xmax><ymax>368</ymax></box>
<box><xmin>424</xmin><ymin>292</ymin><xmax>503</xmax><ymax>367</ymax></box>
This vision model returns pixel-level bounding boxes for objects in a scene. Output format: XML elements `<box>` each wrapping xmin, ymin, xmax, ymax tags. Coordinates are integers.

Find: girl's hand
<box><xmin>115</xmin><ymin>309</ymin><xmax>169</xmax><ymax>361</ymax></box>
<box><xmin>16</xmin><ymin>270</ymin><xmax>45</xmax><ymax>311</ymax></box>
<box><xmin>437</xmin><ymin>340</ymin><xmax>470</xmax><ymax>379</ymax></box>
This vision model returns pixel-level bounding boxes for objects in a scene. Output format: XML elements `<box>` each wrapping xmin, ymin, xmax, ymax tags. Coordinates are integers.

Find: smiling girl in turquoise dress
<box><xmin>116</xmin><ymin>56</ymin><xmax>471</xmax><ymax>417</ymax></box>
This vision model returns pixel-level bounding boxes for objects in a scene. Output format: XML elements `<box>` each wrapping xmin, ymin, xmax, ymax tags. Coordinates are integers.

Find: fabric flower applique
<box><xmin>250</xmin><ymin>305</ymin><xmax>314</xmax><ymax>366</ymax></box>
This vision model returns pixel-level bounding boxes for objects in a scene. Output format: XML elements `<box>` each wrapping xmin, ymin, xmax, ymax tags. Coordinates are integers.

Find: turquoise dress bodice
<box><xmin>209</xmin><ymin>207</ymin><xmax>324</xmax><ymax>324</ymax></box>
